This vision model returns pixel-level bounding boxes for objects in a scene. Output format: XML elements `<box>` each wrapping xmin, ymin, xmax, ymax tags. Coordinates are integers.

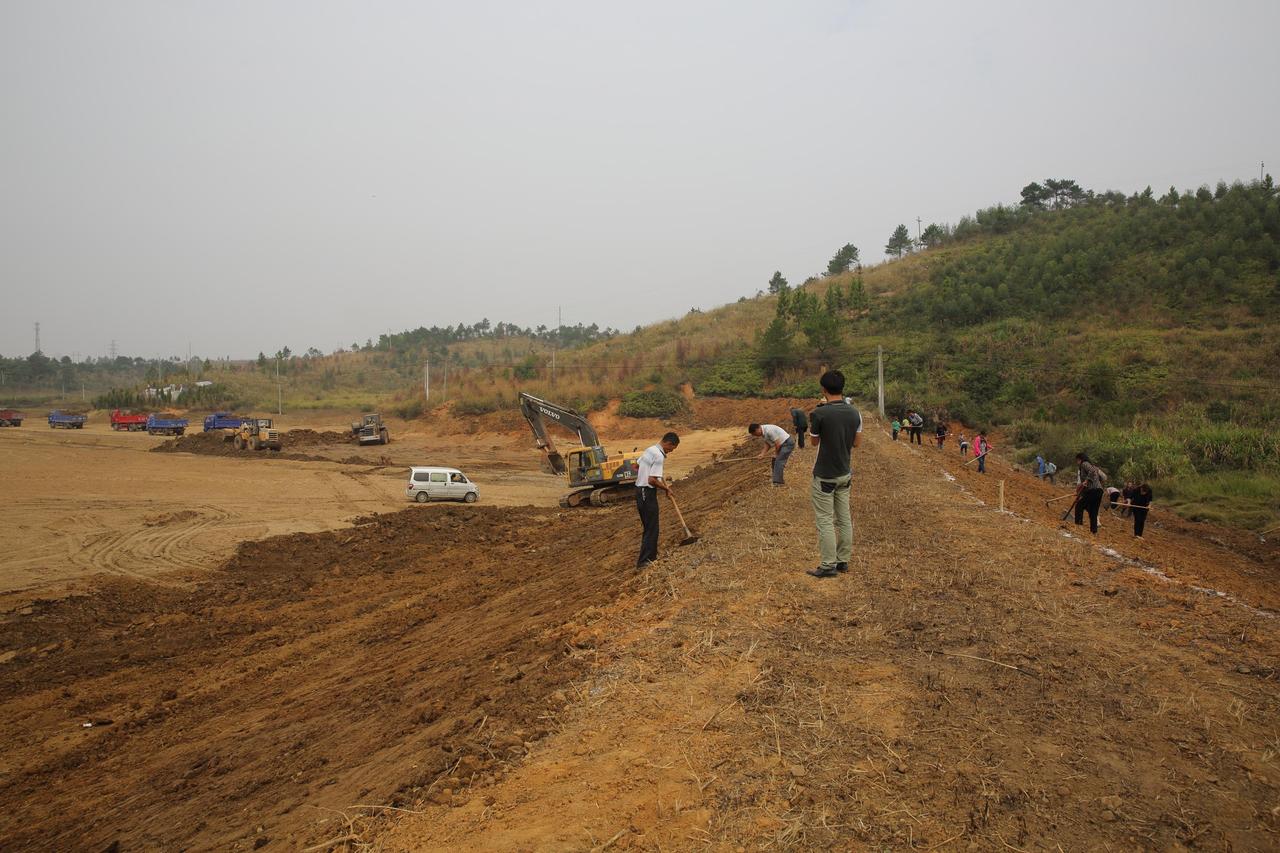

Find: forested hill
<box><xmin>894</xmin><ymin>177</ymin><xmax>1279</xmax><ymax>327</ymax></box>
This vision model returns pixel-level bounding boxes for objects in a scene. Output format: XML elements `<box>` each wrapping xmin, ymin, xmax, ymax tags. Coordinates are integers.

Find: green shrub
<box><xmin>619</xmin><ymin>390</ymin><xmax>686</xmax><ymax>419</ymax></box>
<box><xmin>394</xmin><ymin>397</ymin><xmax>426</xmax><ymax>420</ymax></box>
<box><xmin>93</xmin><ymin>388</ymin><xmax>145</xmax><ymax>410</ymax></box>
<box><xmin>697</xmin><ymin>361</ymin><xmax>764</xmax><ymax>397</ymax></box>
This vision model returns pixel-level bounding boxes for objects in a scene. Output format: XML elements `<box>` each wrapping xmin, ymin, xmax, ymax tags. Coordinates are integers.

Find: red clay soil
<box><xmin>367</xmin><ymin>421</ymin><xmax>1280</xmax><ymax>851</ymax></box>
<box><xmin>912</xmin><ymin>429</ymin><xmax>1280</xmax><ymax>614</ymax></box>
<box><xmin>0</xmin><ymin>454</ymin><xmax>753</xmax><ymax>851</ymax></box>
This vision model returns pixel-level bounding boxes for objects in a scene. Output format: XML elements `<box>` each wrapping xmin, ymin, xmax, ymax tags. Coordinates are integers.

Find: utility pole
<box><xmin>442</xmin><ymin>360</ymin><xmax>447</xmax><ymax>401</ymax></box>
<box><xmin>877</xmin><ymin>345</ymin><xmax>885</xmax><ymax>418</ymax></box>
<box><xmin>276</xmin><ymin>355</ymin><xmax>282</xmax><ymax>415</ymax></box>
<box><xmin>109</xmin><ymin>339</ymin><xmax>117</xmax><ymax>360</ymax></box>
<box><xmin>423</xmin><ymin>360</ymin><xmax>429</xmax><ymax>400</ymax></box>
<box><xmin>915</xmin><ymin>217</ymin><xmax>922</xmax><ymax>241</ymax></box>
<box><xmin>34</xmin><ymin>322</ymin><xmax>40</xmax><ymax>354</ymax></box>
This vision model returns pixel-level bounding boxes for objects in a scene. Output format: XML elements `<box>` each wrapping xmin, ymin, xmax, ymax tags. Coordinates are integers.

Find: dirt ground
<box><xmin>2</xmin><ymin>404</ymin><xmax>1277</xmax><ymax>850</ymax></box>
<box><xmin>0</xmin><ymin>413</ymin><xmax>738</xmax><ymax>608</ymax></box>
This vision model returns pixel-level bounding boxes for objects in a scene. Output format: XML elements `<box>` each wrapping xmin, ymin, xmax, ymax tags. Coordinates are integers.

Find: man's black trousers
<box><xmin>636</xmin><ymin>487</ymin><xmax>660</xmax><ymax>567</ymax></box>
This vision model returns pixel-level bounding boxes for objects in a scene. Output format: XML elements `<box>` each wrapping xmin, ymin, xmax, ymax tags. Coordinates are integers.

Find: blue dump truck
<box><xmin>203</xmin><ymin>412</ymin><xmax>247</xmax><ymax>431</ymax></box>
<box><xmin>147</xmin><ymin>414</ymin><xmax>189</xmax><ymax>436</ymax></box>
<box><xmin>48</xmin><ymin>411</ymin><xmax>87</xmax><ymax>429</ymax></box>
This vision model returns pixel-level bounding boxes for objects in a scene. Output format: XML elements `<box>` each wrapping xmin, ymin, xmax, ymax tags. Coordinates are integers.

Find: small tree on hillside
<box><xmin>919</xmin><ymin>222</ymin><xmax>947</xmax><ymax>248</ymax></box>
<box><xmin>767</xmin><ymin>271</ymin><xmax>789</xmax><ymax>294</ymax></box>
<box><xmin>826</xmin><ymin>243</ymin><xmax>860</xmax><ymax>275</ymax></box>
<box><xmin>885</xmin><ymin>224</ymin><xmax>912</xmax><ymax>257</ymax></box>
<box><xmin>756</xmin><ymin>317</ymin><xmax>795</xmax><ymax>377</ymax></box>
<box><xmin>1020</xmin><ymin>181</ymin><xmax>1050</xmax><ymax>210</ymax></box>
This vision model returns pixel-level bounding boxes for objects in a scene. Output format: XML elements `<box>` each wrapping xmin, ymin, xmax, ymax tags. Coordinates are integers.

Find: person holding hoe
<box><xmin>1073</xmin><ymin>452</ymin><xmax>1107</xmax><ymax>535</ymax></box>
<box><xmin>749</xmin><ymin>422</ymin><xmax>795</xmax><ymax>486</ymax></box>
<box><xmin>635</xmin><ymin>431</ymin><xmax>679</xmax><ymax>568</ymax></box>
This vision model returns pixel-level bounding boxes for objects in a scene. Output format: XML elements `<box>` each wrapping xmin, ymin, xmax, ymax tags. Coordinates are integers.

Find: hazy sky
<box><xmin>3</xmin><ymin>1</ymin><xmax>1277</xmax><ymax>359</ymax></box>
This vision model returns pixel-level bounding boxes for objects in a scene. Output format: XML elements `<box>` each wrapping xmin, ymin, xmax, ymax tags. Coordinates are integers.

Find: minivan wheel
<box><xmin>463</xmin><ymin>491</ymin><xmax>478</xmax><ymax>503</ymax></box>
<box><xmin>415</xmin><ymin>492</ymin><xmax>430</xmax><ymax>503</ymax></box>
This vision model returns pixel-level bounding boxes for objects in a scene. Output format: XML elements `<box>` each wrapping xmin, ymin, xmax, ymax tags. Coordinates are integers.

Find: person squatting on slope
<box><xmin>790</xmin><ymin>407</ymin><xmax>808</xmax><ymax>449</ymax></box>
<box><xmin>806</xmin><ymin>370</ymin><xmax>862</xmax><ymax>578</ymax></box>
<box><xmin>635</xmin><ymin>432</ymin><xmax>679</xmax><ymax>568</ymax></box>
<box><xmin>1074</xmin><ymin>452</ymin><xmax>1108</xmax><ymax>535</ymax></box>
<box><xmin>750</xmin><ymin>422</ymin><xmax>795</xmax><ymax>486</ymax></box>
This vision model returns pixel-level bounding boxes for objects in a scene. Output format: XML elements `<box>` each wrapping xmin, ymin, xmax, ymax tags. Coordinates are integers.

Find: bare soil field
<box><xmin>0</xmin><ymin>416</ymin><xmax>739</xmax><ymax>607</ymax></box>
<box><xmin>2</xmin><ymin>405</ymin><xmax>1276</xmax><ymax>851</ymax></box>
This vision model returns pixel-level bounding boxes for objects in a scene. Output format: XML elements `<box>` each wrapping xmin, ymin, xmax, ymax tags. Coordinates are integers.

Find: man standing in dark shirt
<box><xmin>806</xmin><ymin>370</ymin><xmax>863</xmax><ymax>578</ymax></box>
<box><xmin>790</xmin><ymin>407</ymin><xmax>808</xmax><ymax>449</ymax></box>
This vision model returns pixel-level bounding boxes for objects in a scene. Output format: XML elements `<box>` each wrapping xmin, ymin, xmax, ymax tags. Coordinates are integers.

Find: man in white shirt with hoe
<box><xmin>635</xmin><ymin>431</ymin><xmax>680</xmax><ymax>568</ymax></box>
<box><xmin>749</xmin><ymin>422</ymin><xmax>795</xmax><ymax>486</ymax></box>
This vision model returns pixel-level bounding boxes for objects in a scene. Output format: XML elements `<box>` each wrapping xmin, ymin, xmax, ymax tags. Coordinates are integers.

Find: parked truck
<box><xmin>350</xmin><ymin>412</ymin><xmax>390</xmax><ymax>446</ymax></box>
<box><xmin>48</xmin><ymin>411</ymin><xmax>87</xmax><ymax>429</ymax></box>
<box><xmin>233</xmin><ymin>417</ymin><xmax>282</xmax><ymax>451</ymax></box>
<box><xmin>203</xmin><ymin>411</ymin><xmax>248</xmax><ymax>432</ymax></box>
<box><xmin>0</xmin><ymin>409</ymin><xmax>24</xmax><ymax>427</ymax></box>
<box><xmin>147</xmin><ymin>414</ymin><xmax>189</xmax><ymax>436</ymax></box>
<box><xmin>110</xmin><ymin>409</ymin><xmax>149</xmax><ymax>431</ymax></box>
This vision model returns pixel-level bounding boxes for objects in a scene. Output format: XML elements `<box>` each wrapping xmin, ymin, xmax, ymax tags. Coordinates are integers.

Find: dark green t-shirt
<box><xmin>809</xmin><ymin>400</ymin><xmax>862</xmax><ymax>479</ymax></box>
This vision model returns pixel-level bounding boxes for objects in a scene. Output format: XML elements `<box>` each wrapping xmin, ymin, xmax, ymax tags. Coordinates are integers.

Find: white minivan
<box><xmin>406</xmin><ymin>467</ymin><xmax>479</xmax><ymax>503</ymax></box>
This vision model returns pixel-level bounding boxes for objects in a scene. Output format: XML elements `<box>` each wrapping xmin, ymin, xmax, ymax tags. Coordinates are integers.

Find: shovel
<box><xmin>667</xmin><ymin>490</ymin><xmax>701</xmax><ymax>546</ymax></box>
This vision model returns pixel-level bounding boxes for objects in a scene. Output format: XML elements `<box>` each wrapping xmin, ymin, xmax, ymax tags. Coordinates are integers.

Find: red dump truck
<box><xmin>0</xmin><ymin>409</ymin><xmax>24</xmax><ymax>427</ymax></box>
<box><xmin>110</xmin><ymin>409</ymin><xmax>149</xmax><ymax>431</ymax></box>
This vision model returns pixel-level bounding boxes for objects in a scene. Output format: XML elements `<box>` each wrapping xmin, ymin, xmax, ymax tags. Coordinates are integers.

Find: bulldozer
<box><xmin>233</xmin><ymin>417</ymin><xmax>282</xmax><ymax>452</ymax></box>
<box><xmin>350</xmin><ymin>412</ymin><xmax>390</xmax><ymax>446</ymax></box>
<box><xmin>518</xmin><ymin>392</ymin><xmax>642</xmax><ymax>508</ymax></box>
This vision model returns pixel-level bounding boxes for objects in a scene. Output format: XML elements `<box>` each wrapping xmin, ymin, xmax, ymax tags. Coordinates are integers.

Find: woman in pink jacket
<box><xmin>973</xmin><ymin>432</ymin><xmax>991</xmax><ymax>473</ymax></box>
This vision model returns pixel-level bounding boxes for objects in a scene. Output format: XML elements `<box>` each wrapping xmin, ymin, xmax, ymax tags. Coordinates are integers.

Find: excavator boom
<box><xmin>518</xmin><ymin>392</ymin><xmax>601</xmax><ymax>475</ymax></box>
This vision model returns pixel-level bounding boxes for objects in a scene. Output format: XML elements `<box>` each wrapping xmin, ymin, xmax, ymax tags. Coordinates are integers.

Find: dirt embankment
<box><xmin>368</xmin><ymin>422</ymin><xmax>1280</xmax><ymax>851</ymax></box>
<box><xmin>0</xmin><ymin>445</ymin><xmax>756</xmax><ymax>851</ymax></box>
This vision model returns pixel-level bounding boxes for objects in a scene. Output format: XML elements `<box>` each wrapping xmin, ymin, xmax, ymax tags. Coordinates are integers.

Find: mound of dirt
<box><xmin>151</xmin><ymin>429</ymin><xmax>360</xmax><ymax>460</ymax></box>
<box><xmin>150</xmin><ymin>431</ymin><xmax>237</xmax><ymax>455</ymax></box>
<box><xmin>282</xmin><ymin>428</ymin><xmax>353</xmax><ymax>448</ymax></box>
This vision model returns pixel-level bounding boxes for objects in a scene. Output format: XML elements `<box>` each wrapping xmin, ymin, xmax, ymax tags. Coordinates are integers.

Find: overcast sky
<box><xmin>3</xmin><ymin>1</ymin><xmax>1277</xmax><ymax>359</ymax></box>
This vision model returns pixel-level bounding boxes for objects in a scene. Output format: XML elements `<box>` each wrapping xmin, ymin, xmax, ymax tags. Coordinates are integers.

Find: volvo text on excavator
<box><xmin>518</xmin><ymin>392</ymin><xmax>643</xmax><ymax>507</ymax></box>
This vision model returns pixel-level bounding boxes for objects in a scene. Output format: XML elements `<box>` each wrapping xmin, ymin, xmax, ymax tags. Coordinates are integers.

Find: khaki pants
<box><xmin>810</xmin><ymin>474</ymin><xmax>852</xmax><ymax>568</ymax></box>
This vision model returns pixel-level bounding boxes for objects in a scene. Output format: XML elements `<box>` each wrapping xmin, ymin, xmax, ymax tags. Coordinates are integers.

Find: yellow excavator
<box><xmin>518</xmin><ymin>392</ymin><xmax>642</xmax><ymax>507</ymax></box>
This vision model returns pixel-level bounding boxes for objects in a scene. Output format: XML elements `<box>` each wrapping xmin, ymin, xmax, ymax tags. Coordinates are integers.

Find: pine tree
<box><xmin>885</xmin><ymin>224</ymin><xmax>912</xmax><ymax>257</ymax></box>
<box><xmin>767</xmin><ymin>271</ymin><xmax>789</xmax><ymax>294</ymax></box>
<box><xmin>826</xmin><ymin>243</ymin><xmax>860</xmax><ymax>275</ymax></box>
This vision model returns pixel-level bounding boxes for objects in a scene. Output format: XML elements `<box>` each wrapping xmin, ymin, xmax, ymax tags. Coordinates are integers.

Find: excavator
<box><xmin>518</xmin><ymin>392</ymin><xmax>643</xmax><ymax>508</ymax></box>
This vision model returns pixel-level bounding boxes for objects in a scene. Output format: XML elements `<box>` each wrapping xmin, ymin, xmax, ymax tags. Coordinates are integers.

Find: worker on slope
<box><xmin>907</xmin><ymin>410</ymin><xmax>924</xmax><ymax>445</ymax></box>
<box><xmin>806</xmin><ymin>370</ymin><xmax>862</xmax><ymax>578</ymax></box>
<box><xmin>1073</xmin><ymin>452</ymin><xmax>1108</xmax><ymax>535</ymax></box>
<box><xmin>635</xmin><ymin>432</ymin><xmax>680</xmax><ymax>568</ymax></box>
<box><xmin>750</xmin><ymin>422</ymin><xmax>795</xmax><ymax>486</ymax></box>
<box><xmin>1131</xmin><ymin>483</ymin><xmax>1153</xmax><ymax>538</ymax></box>
<box><xmin>790</xmin><ymin>407</ymin><xmax>809</xmax><ymax>449</ymax></box>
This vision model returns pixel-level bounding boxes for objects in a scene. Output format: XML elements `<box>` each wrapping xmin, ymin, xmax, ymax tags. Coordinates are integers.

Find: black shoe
<box><xmin>835</xmin><ymin>562</ymin><xmax>848</xmax><ymax>573</ymax></box>
<box><xmin>807</xmin><ymin>566</ymin><xmax>839</xmax><ymax>578</ymax></box>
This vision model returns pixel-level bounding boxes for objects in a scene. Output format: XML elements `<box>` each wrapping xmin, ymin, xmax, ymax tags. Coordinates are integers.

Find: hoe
<box><xmin>667</xmin><ymin>491</ymin><xmax>701</xmax><ymax>546</ymax></box>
